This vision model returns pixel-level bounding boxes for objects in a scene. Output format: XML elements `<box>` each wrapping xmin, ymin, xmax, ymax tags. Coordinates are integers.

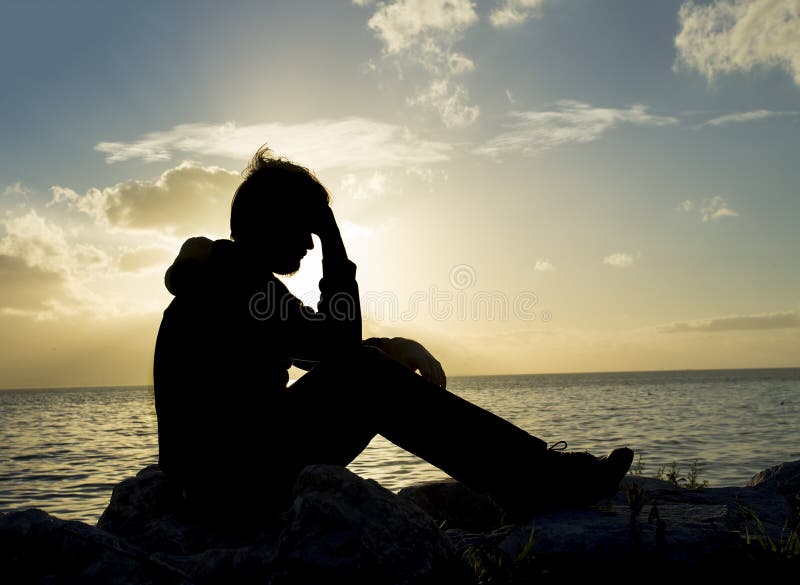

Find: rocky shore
<box><xmin>2</xmin><ymin>460</ymin><xmax>798</xmax><ymax>583</ymax></box>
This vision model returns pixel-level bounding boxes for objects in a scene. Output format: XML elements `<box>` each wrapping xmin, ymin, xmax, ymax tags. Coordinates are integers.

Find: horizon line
<box><xmin>2</xmin><ymin>365</ymin><xmax>799</xmax><ymax>391</ymax></box>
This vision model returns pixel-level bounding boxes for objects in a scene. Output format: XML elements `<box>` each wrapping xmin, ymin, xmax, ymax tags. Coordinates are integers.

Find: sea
<box><xmin>1</xmin><ymin>368</ymin><xmax>798</xmax><ymax>525</ymax></box>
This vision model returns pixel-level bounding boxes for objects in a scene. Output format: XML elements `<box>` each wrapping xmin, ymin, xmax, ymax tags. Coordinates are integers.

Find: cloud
<box><xmin>534</xmin><ymin>258</ymin><xmax>556</xmax><ymax>272</ymax></box>
<box><xmin>675</xmin><ymin>0</ymin><xmax>800</xmax><ymax>86</ymax></box>
<box><xmin>405</xmin><ymin>165</ymin><xmax>448</xmax><ymax>183</ymax></box>
<box><xmin>0</xmin><ymin>210</ymin><xmax>111</xmax><ymax>316</ymax></box>
<box><xmin>0</xmin><ymin>210</ymin><xmax>109</xmax><ymax>277</ymax></box>
<box><xmin>118</xmin><ymin>246</ymin><xmax>175</xmax><ymax>273</ymax></box>
<box><xmin>602</xmin><ymin>252</ymin><xmax>637</xmax><ymax>268</ymax></box>
<box><xmin>95</xmin><ymin>118</ymin><xmax>452</xmax><ymax>169</ymax></box>
<box><xmin>51</xmin><ymin>162</ymin><xmax>242</xmax><ymax>237</ymax></box>
<box><xmin>367</xmin><ymin>0</ymin><xmax>478</xmax><ymax>54</ymax></box>
<box><xmin>659</xmin><ymin>311</ymin><xmax>800</xmax><ymax>333</ymax></box>
<box><xmin>0</xmin><ymin>254</ymin><xmax>68</xmax><ymax>312</ymax></box>
<box><xmin>3</xmin><ymin>182</ymin><xmax>29</xmax><ymax>197</ymax></box>
<box><xmin>477</xmin><ymin>100</ymin><xmax>677</xmax><ymax>157</ymax></box>
<box><xmin>0</xmin><ymin>211</ymin><xmax>65</xmax><ymax>269</ymax></box>
<box><xmin>364</xmin><ymin>0</ymin><xmax>481</xmax><ymax>127</ymax></box>
<box><xmin>702</xmin><ymin>109</ymin><xmax>794</xmax><ymax>127</ymax></box>
<box><xmin>406</xmin><ymin>79</ymin><xmax>480</xmax><ymax>128</ymax></box>
<box><xmin>678</xmin><ymin>195</ymin><xmax>738</xmax><ymax>221</ymax></box>
<box><xmin>701</xmin><ymin>195</ymin><xmax>738</xmax><ymax>221</ymax></box>
<box><xmin>490</xmin><ymin>0</ymin><xmax>546</xmax><ymax>28</ymax></box>
<box><xmin>340</xmin><ymin>172</ymin><xmax>388</xmax><ymax>200</ymax></box>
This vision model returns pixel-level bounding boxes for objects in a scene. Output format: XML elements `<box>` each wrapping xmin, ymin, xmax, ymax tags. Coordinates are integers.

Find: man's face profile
<box><xmin>272</xmin><ymin>228</ymin><xmax>313</xmax><ymax>276</ymax></box>
<box><xmin>246</xmin><ymin>215</ymin><xmax>314</xmax><ymax>276</ymax></box>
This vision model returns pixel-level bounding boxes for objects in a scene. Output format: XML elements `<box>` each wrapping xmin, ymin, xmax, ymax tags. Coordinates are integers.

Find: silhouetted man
<box><xmin>153</xmin><ymin>147</ymin><xmax>633</xmax><ymax>518</ymax></box>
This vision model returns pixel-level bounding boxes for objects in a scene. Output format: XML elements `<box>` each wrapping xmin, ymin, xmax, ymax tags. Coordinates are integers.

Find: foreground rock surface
<box><xmin>2</xmin><ymin>460</ymin><xmax>799</xmax><ymax>583</ymax></box>
<box><xmin>269</xmin><ymin>465</ymin><xmax>462</xmax><ymax>584</ymax></box>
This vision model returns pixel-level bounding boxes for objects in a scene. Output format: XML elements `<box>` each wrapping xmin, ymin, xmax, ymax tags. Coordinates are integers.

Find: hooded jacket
<box><xmin>153</xmin><ymin>236</ymin><xmax>363</xmax><ymax>491</ymax></box>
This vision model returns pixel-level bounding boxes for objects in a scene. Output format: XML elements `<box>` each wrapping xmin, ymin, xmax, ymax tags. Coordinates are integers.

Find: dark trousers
<box><xmin>272</xmin><ymin>346</ymin><xmax>548</xmax><ymax>504</ymax></box>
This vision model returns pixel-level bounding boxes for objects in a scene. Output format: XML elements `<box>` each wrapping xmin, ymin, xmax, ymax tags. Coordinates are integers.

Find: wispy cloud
<box><xmin>701</xmin><ymin>109</ymin><xmax>795</xmax><ymax>127</ymax></box>
<box><xmin>95</xmin><ymin>118</ymin><xmax>452</xmax><ymax>169</ymax></box>
<box><xmin>677</xmin><ymin>195</ymin><xmax>738</xmax><ymax>221</ymax></box>
<box><xmin>3</xmin><ymin>182</ymin><xmax>29</xmax><ymax>197</ymax></box>
<box><xmin>364</xmin><ymin>0</ymin><xmax>480</xmax><ymax>127</ymax></box>
<box><xmin>406</xmin><ymin>79</ymin><xmax>479</xmax><ymax>128</ymax></box>
<box><xmin>701</xmin><ymin>195</ymin><xmax>738</xmax><ymax>222</ymax></box>
<box><xmin>490</xmin><ymin>0</ymin><xmax>546</xmax><ymax>28</ymax></box>
<box><xmin>602</xmin><ymin>252</ymin><xmax>638</xmax><ymax>268</ymax></box>
<box><xmin>340</xmin><ymin>172</ymin><xmax>388</xmax><ymax>200</ymax></box>
<box><xmin>339</xmin><ymin>220</ymin><xmax>375</xmax><ymax>241</ymax></box>
<box><xmin>477</xmin><ymin>100</ymin><xmax>677</xmax><ymax>157</ymax></box>
<box><xmin>534</xmin><ymin>258</ymin><xmax>556</xmax><ymax>272</ymax></box>
<box><xmin>675</xmin><ymin>0</ymin><xmax>800</xmax><ymax>86</ymax></box>
<box><xmin>659</xmin><ymin>311</ymin><xmax>800</xmax><ymax>333</ymax></box>
<box><xmin>118</xmin><ymin>245</ymin><xmax>174</xmax><ymax>273</ymax></box>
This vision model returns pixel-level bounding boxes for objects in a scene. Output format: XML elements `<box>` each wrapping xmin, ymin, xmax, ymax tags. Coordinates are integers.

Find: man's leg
<box><xmin>281</xmin><ymin>346</ymin><xmax>633</xmax><ymax>516</ymax></box>
<box><xmin>280</xmin><ymin>346</ymin><xmax>550</xmax><ymax>502</ymax></box>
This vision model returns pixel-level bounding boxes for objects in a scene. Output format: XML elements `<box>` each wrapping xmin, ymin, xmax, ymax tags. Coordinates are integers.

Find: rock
<box><xmin>269</xmin><ymin>464</ymin><xmax>466</xmax><ymax>585</ymax></box>
<box><xmin>0</xmin><ymin>508</ymin><xmax>160</xmax><ymax>584</ymax></box>
<box><xmin>440</xmin><ymin>473</ymin><xmax>798</xmax><ymax>578</ymax></box>
<box><xmin>98</xmin><ymin>464</ymin><xmax>190</xmax><ymax>554</ymax></box>
<box><xmin>5</xmin><ymin>460</ymin><xmax>800</xmax><ymax>583</ymax></box>
<box><xmin>97</xmin><ymin>464</ymin><xmax>282</xmax><ymax>582</ymax></box>
<box><xmin>98</xmin><ymin>464</ymin><xmax>284</xmax><ymax>555</ymax></box>
<box><xmin>399</xmin><ymin>479</ymin><xmax>504</xmax><ymax>531</ymax></box>
<box><xmin>749</xmin><ymin>460</ymin><xmax>800</xmax><ymax>520</ymax></box>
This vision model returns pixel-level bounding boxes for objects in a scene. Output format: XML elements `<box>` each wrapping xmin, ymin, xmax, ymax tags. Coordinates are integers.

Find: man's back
<box><xmin>153</xmin><ymin>238</ymin><xmax>292</xmax><ymax>494</ymax></box>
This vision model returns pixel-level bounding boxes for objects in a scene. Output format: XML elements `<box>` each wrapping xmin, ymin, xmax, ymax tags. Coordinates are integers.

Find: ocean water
<box><xmin>1</xmin><ymin>368</ymin><xmax>798</xmax><ymax>524</ymax></box>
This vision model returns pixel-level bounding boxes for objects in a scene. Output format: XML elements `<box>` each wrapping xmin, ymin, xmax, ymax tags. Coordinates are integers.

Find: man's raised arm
<box><xmin>304</xmin><ymin>206</ymin><xmax>361</xmax><ymax>355</ymax></box>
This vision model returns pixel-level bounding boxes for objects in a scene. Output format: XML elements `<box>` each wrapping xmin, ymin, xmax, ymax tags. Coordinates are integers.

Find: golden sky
<box><xmin>1</xmin><ymin>0</ymin><xmax>799</xmax><ymax>387</ymax></box>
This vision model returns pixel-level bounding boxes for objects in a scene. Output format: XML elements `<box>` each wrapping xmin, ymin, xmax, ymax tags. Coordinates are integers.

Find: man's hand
<box><xmin>309</xmin><ymin>204</ymin><xmax>347</xmax><ymax>263</ymax></box>
<box><xmin>382</xmin><ymin>337</ymin><xmax>447</xmax><ymax>388</ymax></box>
<box><xmin>309</xmin><ymin>205</ymin><xmax>338</xmax><ymax>239</ymax></box>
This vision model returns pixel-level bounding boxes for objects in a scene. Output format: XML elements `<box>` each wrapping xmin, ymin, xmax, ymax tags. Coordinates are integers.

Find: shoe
<box><xmin>592</xmin><ymin>447</ymin><xmax>635</xmax><ymax>500</ymax></box>
<box><xmin>545</xmin><ymin>446</ymin><xmax>634</xmax><ymax>507</ymax></box>
<box><xmin>493</xmin><ymin>446</ymin><xmax>634</xmax><ymax>521</ymax></box>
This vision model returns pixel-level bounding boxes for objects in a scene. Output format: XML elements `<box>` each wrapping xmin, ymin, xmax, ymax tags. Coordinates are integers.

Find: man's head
<box><xmin>230</xmin><ymin>146</ymin><xmax>330</xmax><ymax>275</ymax></box>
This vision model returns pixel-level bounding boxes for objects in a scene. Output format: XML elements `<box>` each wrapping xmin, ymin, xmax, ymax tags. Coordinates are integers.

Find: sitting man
<box><xmin>153</xmin><ymin>146</ymin><xmax>633</xmax><ymax>520</ymax></box>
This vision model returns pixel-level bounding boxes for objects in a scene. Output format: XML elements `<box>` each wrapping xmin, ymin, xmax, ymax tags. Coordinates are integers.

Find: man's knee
<box><xmin>329</xmin><ymin>344</ymin><xmax>401</xmax><ymax>378</ymax></box>
<box><xmin>357</xmin><ymin>344</ymin><xmax>403</xmax><ymax>372</ymax></box>
<box><xmin>359</xmin><ymin>344</ymin><xmax>387</xmax><ymax>361</ymax></box>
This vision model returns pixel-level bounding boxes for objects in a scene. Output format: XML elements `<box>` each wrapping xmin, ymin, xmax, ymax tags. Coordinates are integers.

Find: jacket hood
<box><xmin>165</xmin><ymin>237</ymin><xmax>219</xmax><ymax>296</ymax></box>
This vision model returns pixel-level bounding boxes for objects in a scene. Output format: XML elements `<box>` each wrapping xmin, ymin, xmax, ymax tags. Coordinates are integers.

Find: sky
<box><xmin>1</xmin><ymin>0</ymin><xmax>798</xmax><ymax>388</ymax></box>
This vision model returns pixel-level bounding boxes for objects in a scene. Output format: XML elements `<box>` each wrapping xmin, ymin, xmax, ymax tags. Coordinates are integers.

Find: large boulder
<box><xmin>96</xmin><ymin>464</ymin><xmax>283</xmax><ymax>582</ymax></box>
<box><xmin>0</xmin><ymin>508</ymin><xmax>161</xmax><ymax>584</ymax></box>
<box><xmin>269</xmin><ymin>464</ymin><xmax>465</xmax><ymax>585</ymax></box>
<box><xmin>97</xmin><ymin>464</ymin><xmax>284</xmax><ymax>556</ymax></box>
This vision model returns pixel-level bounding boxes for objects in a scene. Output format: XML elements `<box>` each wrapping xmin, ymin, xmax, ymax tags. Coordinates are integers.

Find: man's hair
<box><xmin>230</xmin><ymin>145</ymin><xmax>330</xmax><ymax>241</ymax></box>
